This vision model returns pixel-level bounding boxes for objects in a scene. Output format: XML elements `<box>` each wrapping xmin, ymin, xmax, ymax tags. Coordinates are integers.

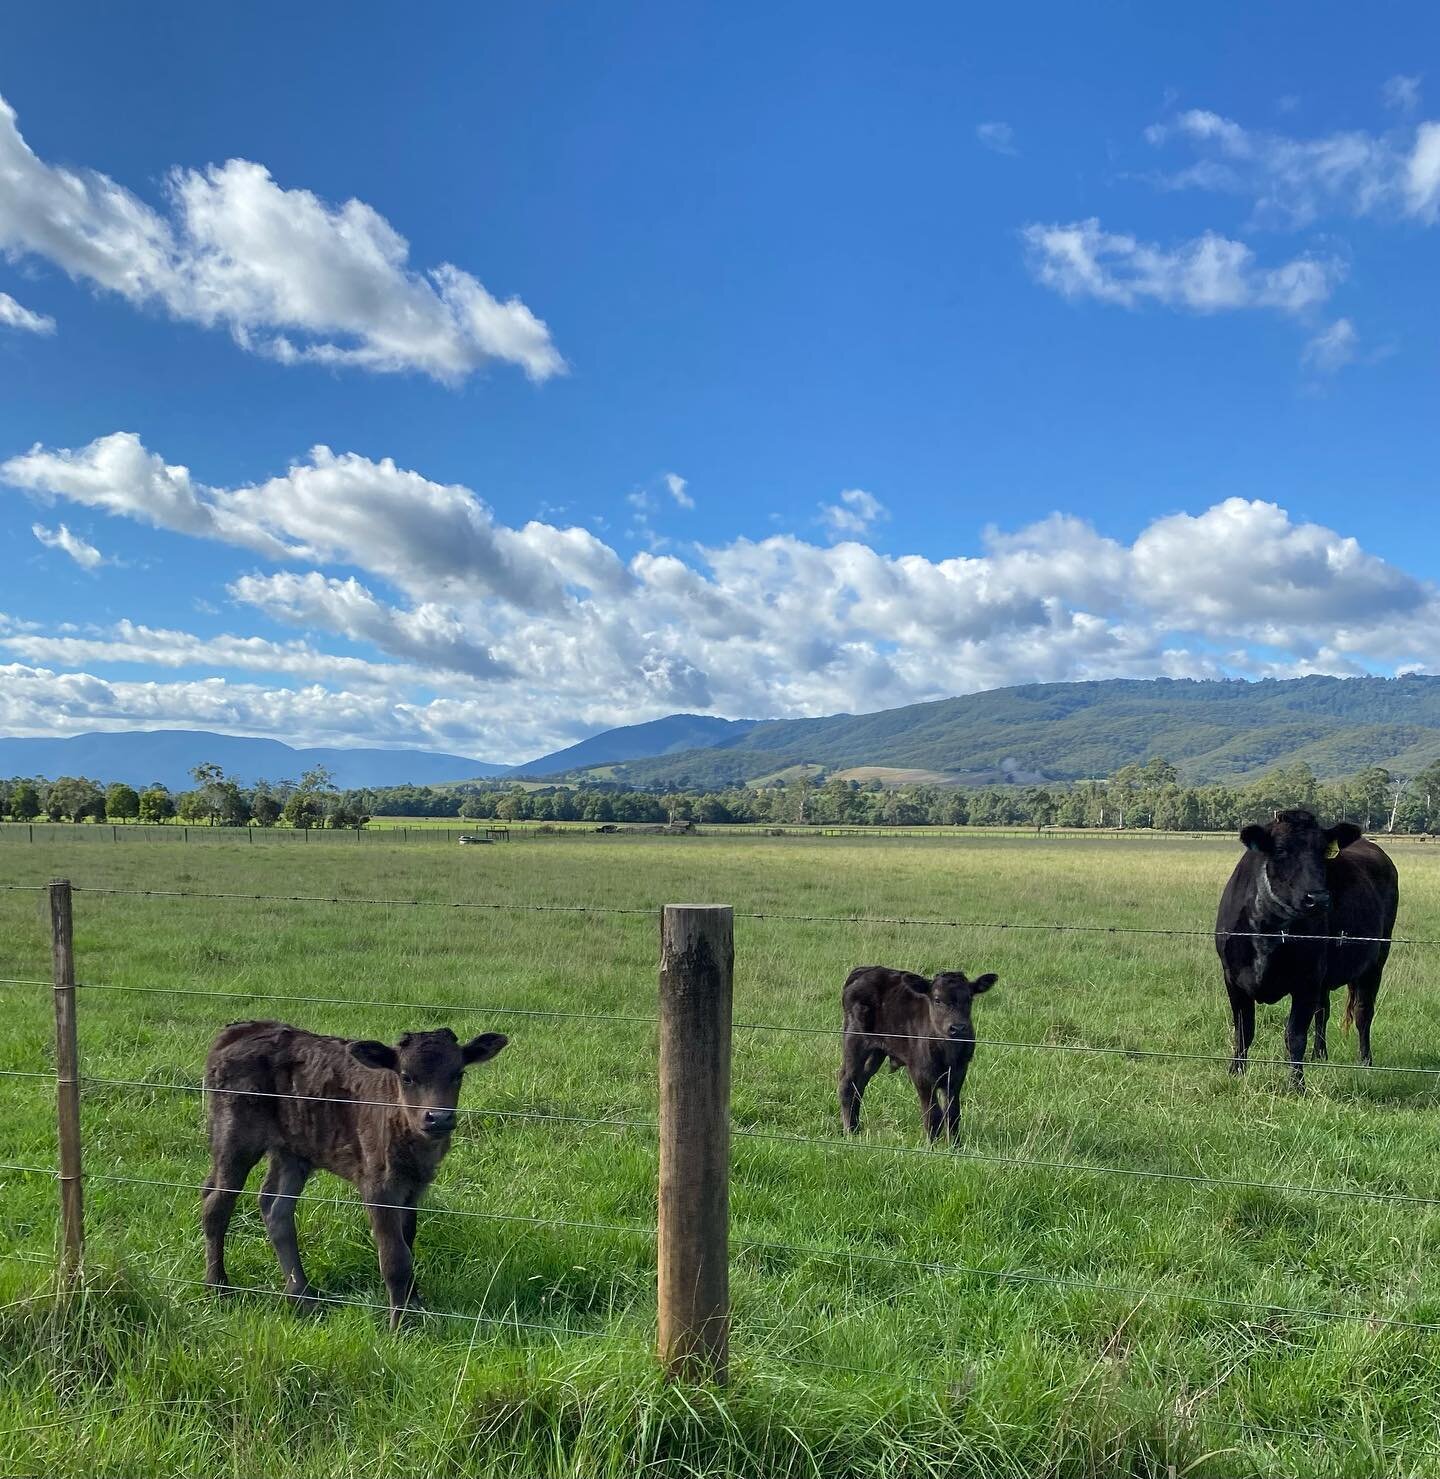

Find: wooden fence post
<box><xmin>657</xmin><ymin>903</ymin><xmax>732</xmax><ymax>1383</ymax></box>
<box><xmin>49</xmin><ymin>879</ymin><xmax>84</xmax><ymax>1279</ymax></box>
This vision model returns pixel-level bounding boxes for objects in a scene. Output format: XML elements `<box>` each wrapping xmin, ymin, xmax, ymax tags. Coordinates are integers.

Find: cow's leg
<box><xmin>1311</xmin><ymin>997</ymin><xmax>1330</xmax><ymax>1062</ymax></box>
<box><xmin>365</xmin><ymin>1192</ymin><xmax>418</xmax><ymax>1329</ymax></box>
<box><xmin>1227</xmin><ymin>983</ymin><xmax>1255</xmax><ymax>1075</ymax></box>
<box><xmin>1351</xmin><ymin>967</ymin><xmax>1383</xmax><ymax>1067</ymax></box>
<box><xmin>940</xmin><ymin>1067</ymin><xmax>963</xmax><ymax>1142</ymax></box>
<box><xmin>1283</xmin><ymin>995</ymin><xmax>1311</xmax><ymax>1092</ymax></box>
<box><xmin>258</xmin><ymin>1153</ymin><xmax>313</xmax><ymax>1303</ymax></box>
<box><xmin>402</xmin><ymin>1206</ymin><xmax>418</xmax><ymax>1252</ymax></box>
<box><xmin>838</xmin><ymin>1040</ymin><xmax>881</xmax><ymax>1134</ymax></box>
<box><xmin>202</xmin><ymin>1134</ymin><xmax>264</xmax><ymax>1291</ymax></box>
<box><xmin>910</xmin><ymin>1069</ymin><xmax>943</xmax><ymax>1142</ymax></box>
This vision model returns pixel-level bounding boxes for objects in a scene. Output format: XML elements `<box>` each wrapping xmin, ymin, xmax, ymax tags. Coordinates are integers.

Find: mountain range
<box><xmin>5</xmin><ymin>675</ymin><xmax>1440</xmax><ymax>792</ymax></box>
<box><xmin>0</xmin><ymin>731</ymin><xmax>507</xmax><ymax>792</ymax></box>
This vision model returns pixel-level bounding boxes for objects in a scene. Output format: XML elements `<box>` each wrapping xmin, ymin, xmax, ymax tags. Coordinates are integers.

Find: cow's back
<box><xmin>842</xmin><ymin>967</ymin><xmax>927</xmax><ymax>1036</ymax></box>
<box><xmin>205</xmin><ymin>1020</ymin><xmax>382</xmax><ymax>1177</ymax></box>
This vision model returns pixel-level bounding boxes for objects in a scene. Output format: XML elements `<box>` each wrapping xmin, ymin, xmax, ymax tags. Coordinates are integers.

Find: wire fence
<box><xmin>2</xmin><ymin>872</ymin><xmax>1439</xmax><ymax>1447</ymax></box>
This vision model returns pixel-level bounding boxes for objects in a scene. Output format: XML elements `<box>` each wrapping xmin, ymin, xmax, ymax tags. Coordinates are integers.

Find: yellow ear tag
<box><xmin>1325</xmin><ymin>840</ymin><xmax>1340</xmax><ymax>860</ymax></box>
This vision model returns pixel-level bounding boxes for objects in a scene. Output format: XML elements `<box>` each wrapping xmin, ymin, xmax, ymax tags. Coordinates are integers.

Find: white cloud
<box><xmin>1383</xmin><ymin>74</ymin><xmax>1422</xmax><ymax>115</ymax></box>
<box><xmin>2</xmin><ymin>434</ymin><xmax>628</xmax><ymax>607</ymax></box>
<box><xmin>31</xmin><ymin>522</ymin><xmax>104</xmax><ymax>569</ymax></box>
<box><xmin>7</xmin><ymin>433</ymin><xmax>1440</xmax><ymax>758</ymax></box>
<box><xmin>820</xmin><ymin>488</ymin><xmax>887</xmax><ymax>538</ymax></box>
<box><xmin>0</xmin><ymin>91</ymin><xmax>562</xmax><ymax>383</ymax></box>
<box><xmin>1302</xmin><ymin>317</ymin><xmax>1359</xmax><ymax>373</ymax></box>
<box><xmin>1406</xmin><ymin>122</ymin><xmax>1440</xmax><ymax>222</ymax></box>
<box><xmin>664</xmin><ymin>472</ymin><xmax>694</xmax><ymax>509</ymax></box>
<box><xmin>228</xmin><ymin>571</ymin><xmax>510</xmax><ymax>679</ymax></box>
<box><xmin>0</xmin><ymin>290</ymin><xmax>53</xmax><ymax>334</ymax></box>
<box><xmin>1145</xmin><ymin>106</ymin><xmax>1440</xmax><ymax>227</ymax></box>
<box><xmin>1022</xmin><ymin>218</ymin><xmax>1340</xmax><ymax>314</ymax></box>
<box><xmin>0</xmin><ymin>615</ymin><xmax>433</xmax><ymax>688</ymax></box>
<box><xmin>976</xmin><ymin>122</ymin><xmax>1018</xmax><ymax>157</ymax></box>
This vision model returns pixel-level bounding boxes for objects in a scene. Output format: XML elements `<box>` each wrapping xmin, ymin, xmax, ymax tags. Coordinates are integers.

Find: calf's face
<box><xmin>1240</xmin><ymin>810</ymin><xmax>1361</xmax><ymax>921</ymax></box>
<box><xmin>350</xmin><ymin>1028</ymin><xmax>508</xmax><ymax>1138</ymax></box>
<box><xmin>907</xmin><ymin>971</ymin><xmax>997</xmax><ymax>1045</ymax></box>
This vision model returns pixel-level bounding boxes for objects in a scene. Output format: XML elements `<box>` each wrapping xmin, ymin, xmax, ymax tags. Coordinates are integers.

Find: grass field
<box><xmin>4</xmin><ymin>832</ymin><xmax>1440</xmax><ymax>1477</ymax></box>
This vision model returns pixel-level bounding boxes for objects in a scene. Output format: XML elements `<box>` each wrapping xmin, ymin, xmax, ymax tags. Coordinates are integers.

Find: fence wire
<box><xmin>24</xmin><ymin>882</ymin><xmax>1428</xmax><ymax>945</ymax></box>
<box><xmin>3</xmin><ymin>971</ymin><xmax>1437</xmax><ymax>1081</ymax></box>
<box><xmin>4</xmin><ymin>1061</ymin><xmax>1440</xmax><ymax>1215</ymax></box>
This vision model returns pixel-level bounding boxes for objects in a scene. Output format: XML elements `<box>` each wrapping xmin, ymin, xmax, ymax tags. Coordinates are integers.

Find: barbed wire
<box><xmin>10</xmin><ymin>1066</ymin><xmax>1440</xmax><ymax>1213</ymax></box>
<box><xmin>24</xmin><ymin>883</ymin><xmax>1426</xmax><ymax>945</ymax></box>
<box><xmin>7</xmin><ymin>1158</ymin><xmax>1440</xmax><ymax>1346</ymax></box>
<box><xmin>4</xmin><ymin>971</ymin><xmax>1437</xmax><ymax>1081</ymax></box>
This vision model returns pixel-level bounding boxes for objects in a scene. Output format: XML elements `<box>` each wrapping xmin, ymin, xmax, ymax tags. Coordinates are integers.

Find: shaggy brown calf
<box><xmin>838</xmin><ymin>966</ymin><xmax>997</xmax><ymax>1141</ymax></box>
<box><xmin>201</xmin><ymin>1019</ymin><xmax>507</xmax><ymax>1326</ymax></box>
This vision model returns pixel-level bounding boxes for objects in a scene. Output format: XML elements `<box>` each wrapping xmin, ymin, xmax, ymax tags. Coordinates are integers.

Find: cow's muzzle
<box><xmin>1301</xmin><ymin>890</ymin><xmax>1332</xmax><ymax>914</ymax></box>
<box><xmin>423</xmin><ymin>1108</ymin><xmax>457</xmax><ymax>1136</ymax></box>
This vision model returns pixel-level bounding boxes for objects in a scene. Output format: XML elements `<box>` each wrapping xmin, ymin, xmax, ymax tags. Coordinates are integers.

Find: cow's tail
<box><xmin>1342</xmin><ymin>983</ymin><xmax>1358</xmax><ymax>1036</ymax></box>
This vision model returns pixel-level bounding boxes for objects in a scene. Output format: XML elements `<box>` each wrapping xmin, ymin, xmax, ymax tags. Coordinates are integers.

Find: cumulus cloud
<box><xmin>976</xmin><ymin>122</ymin><xmax>1018</xmax><ymax>156</ymax></box>
<box><xmin>1144</xmin><ymin>106</ymin><xmax>1440</xmax><ymax>227</ymax></box>
<box><xmin>820</xmin><ymin>488</ymin><xmax>887</xmax><ymax>538</ymax></box>
<box><xmin>1022</xmin><ymin>218</ymin><xmax>1340</xmax><ymax>314</ymax></box>
<box><xmin>2</xmin><ymin>433</ymin><xmax>627</xmax><ymax>607</ymax></box>
<box><xmin>31</xmin><ymin>522</ymin><xmax>104</xmax><ymax>569</ymax></box>
<box><xmin>0</xmin><ymin>91</ymin><xmax>561</xmax><ymax>383</ymax></box>
<box><xmin>228</xmin><ymin>571</ymin><xmax>511</xmax><ymax>679</ymax></box>
<box><xmin>6</xmin><ymin>433</ymin><xmax>1440</xmax><ymax>758</ymax></box>
<box><xmin>0</xmin><ymin>290</ymin><xmax>53</xmax><ymax>334</ymax></box>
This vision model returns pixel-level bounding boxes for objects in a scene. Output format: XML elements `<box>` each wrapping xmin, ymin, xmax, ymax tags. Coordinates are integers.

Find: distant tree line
<box><xmin>4</xmin><ymin>756</ymin><xmax>1440</xmax><ymax>835</ymax></box>
<box><xmin>0</xmin><ymin>764</ymin><xmax>368</xmax><ymax>828</ymax></box>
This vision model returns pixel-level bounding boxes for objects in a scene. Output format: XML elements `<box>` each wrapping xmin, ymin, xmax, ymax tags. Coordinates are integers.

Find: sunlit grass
<box><xmin>3</xmin><ymin>831</ymin><xmax>1440</xmax><ymax>1476</ymax></box>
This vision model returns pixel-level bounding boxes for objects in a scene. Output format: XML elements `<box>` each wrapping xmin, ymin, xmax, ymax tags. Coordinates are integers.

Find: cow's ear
<box><xmin>970</xmin><ymin>973</ymin><xmax>998</xmax><ymax>995</ymax></box>
<box><xmin>1325</xmin><ymin>822</ymin><xmax>1362</xmax><ymax>855</ymax></box>
<box><xmin>350</xmin><ymin>1040</ymin><xmax>399</xmax><ymax>1073</ymax></box>
<box><xmin>462</xmin><ymin>1032</ymin><xmax>508</xmax><ymax>1065</ymax></box>
<box><xmin>1240</xmin><ymin>824</ymin><xmax>1272</xmax><ymax>854</ymax></box>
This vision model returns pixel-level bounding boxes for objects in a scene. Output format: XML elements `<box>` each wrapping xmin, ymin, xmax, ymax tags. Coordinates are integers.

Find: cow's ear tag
<box><xmin>1325</xmin><ymin>840</ymin><xmax>1340</xmax><ymax>860</ymax></box>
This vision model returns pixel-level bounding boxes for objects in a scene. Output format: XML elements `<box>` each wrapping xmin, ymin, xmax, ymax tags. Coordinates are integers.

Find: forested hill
<box><xmin>557</xmin><ymin>675</ymin><xmax>1440</xmax><ymax>789</ymax></box>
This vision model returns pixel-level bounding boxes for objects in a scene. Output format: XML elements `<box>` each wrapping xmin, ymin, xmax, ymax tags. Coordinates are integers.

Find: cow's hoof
<box><xmin>1228</xmin><ymin>1060</ymin><xmax>1248</xmax><ymax>1076</ymax></box>
<box><xmin>204</xmin><ymin>1277</ymin><xmax>234</xmax><ymax>1299</ymax></box>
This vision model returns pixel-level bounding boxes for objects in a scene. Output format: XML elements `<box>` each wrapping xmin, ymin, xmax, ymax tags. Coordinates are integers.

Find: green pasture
<box><xmin>3</xmin><ymin>831</ymin><xmax>1440</xmax><ymax>1477</ymax></box>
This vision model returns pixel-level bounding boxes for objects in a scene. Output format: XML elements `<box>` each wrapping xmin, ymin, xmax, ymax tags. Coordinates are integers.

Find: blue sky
<box><xmin>2</xmin><ymin>2</ymin><xmax>1439</xmax><ymax>762</ymax></box>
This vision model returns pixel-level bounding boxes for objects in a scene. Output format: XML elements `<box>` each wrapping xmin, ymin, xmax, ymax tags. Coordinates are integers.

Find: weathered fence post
<box><xmin>657</xmin><ymin>903</ymin><xmax>733</xmax><ymax>1383</ymax></box>
<box><xmin>48</xmin><ymin>879</ymin><xmax>84</xmax><ymax>1279</ymax></box>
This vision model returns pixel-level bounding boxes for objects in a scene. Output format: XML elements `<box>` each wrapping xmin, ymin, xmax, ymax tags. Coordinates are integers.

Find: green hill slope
<box><xmin>560</xmin><ymin>675</ymin><xmax>1440</xmax><ymax>788</ymax></box>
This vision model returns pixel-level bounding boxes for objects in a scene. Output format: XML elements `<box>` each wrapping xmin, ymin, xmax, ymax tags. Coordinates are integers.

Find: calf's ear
<box><xmin>970</xmin><ymin>973</ymin><xmax>998</xmax><ymax>994</ymax></box>
<box><xmin>462</xmin><ymin>1032</ymin><xmax>509</xmax><ymax>1065</ymax></box>
<box><xmin>1239</xmin><ymin>824</ymin><xmax>1272</xmax><ymax>853</ymax></box>
<box><xmin>1325</xmin><ymin>822</ymin><xmax>1362</xmax><ymax>854</ymax></box>
<box><xmin>350</xmin><ymin>1040</ymin><xmax>399</xmax><ymax>1073</ymax></box>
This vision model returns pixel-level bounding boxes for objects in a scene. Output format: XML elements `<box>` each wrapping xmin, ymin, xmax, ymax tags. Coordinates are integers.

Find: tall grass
<box><xmin>3</xmin><ymin>832</ymin><xmax>1440</xmax><ymax>1476</ymax></box>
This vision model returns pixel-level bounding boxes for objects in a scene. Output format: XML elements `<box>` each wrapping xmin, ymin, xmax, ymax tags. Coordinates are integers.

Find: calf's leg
<box><xmin>202</xmin><ymin>1133</ymin><xmax>264</xmax><ymax>1290</ymax></box>
<box><xmin>909</xmin><ymin>1069</ymin><xmax>944</xmax><ymax>1142</ymax></box>
<box><xmin>838</xmin><ymin>1041</ymin><xmax>882</xmax><ymax>1134</ymax></box>
<box><xmin>259</xmin><ymin>1153</ymin><xmax>314</xmax><ymax>1303</ymax></box>
<box><xmin>365</xmin><ymin>1193</ymin><xmax>419</xmax><ymax>1328</ymax></box>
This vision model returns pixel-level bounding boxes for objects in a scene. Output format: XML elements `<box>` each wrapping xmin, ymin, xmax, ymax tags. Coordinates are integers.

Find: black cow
<box><xmin>1215</xmin><ymin>809</ymin><xmax>1398</xmax><ymax>1088</ymax></box>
